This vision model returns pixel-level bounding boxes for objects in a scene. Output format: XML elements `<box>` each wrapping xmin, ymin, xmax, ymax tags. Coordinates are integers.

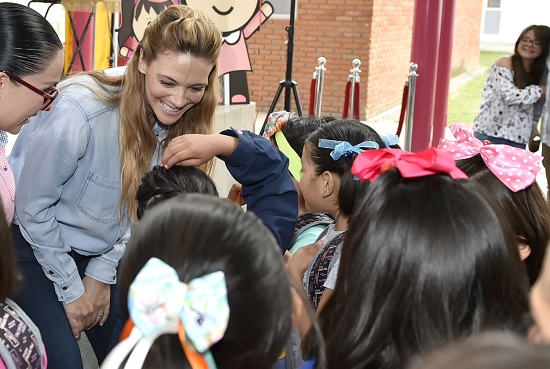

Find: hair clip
<box><xmin>438</xmin><ymin>124</ymin><xmax>542</xmax><ymax>192</ymax></box>
<box><xmin>263</xmin><ymin>110</ymin><xmax>294</xmax><ymax>138</ymax></box>
<box><xmin>318</xmin><ymin>139</ymin><xmax>379</xmax><ymax>161</ymax></box>
<box><xmin>102</xmin><ymin>258</ymin><xmax>229</xmax><ymax>369</ymax></box>
<box><xmin>352</xmin><ymin>147</ymin><xmax>468</xmax><ymax>182</ymax></box>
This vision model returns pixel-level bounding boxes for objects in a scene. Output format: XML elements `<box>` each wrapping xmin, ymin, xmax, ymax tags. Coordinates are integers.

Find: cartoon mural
<box><xmin>117</xmin><ymin>0</ymin><xmax>175</xmax><ymax>60</ymax></box>
<box><xmin>183</xmin><ymin>0</ymin><xmax>274</xmax><ymax>104</ymax></box>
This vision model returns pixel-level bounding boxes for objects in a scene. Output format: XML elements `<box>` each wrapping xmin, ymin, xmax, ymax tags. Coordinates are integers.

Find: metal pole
<box><xmin>314</xmin><ymin>57</ymin><xmax>326</xmax><ymax>118</ymax></box>
<box><xmin>111</xmin><ymin>11</ymin><xmax>120</xmax><ymax>68</ymax></box>
<box><xmin>405</xmin><ymin>62</ymin><xmax>419</xmax><ymax>151</ymax></box>
<box><xmin>349</xmin><ymin>59</ymin><xmax>361</xmax><ymax>119</ymax></box>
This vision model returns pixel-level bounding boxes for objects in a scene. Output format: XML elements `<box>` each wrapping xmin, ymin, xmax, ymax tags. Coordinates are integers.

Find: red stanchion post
<box><xmin>410</xmin><ymin>0</ymin><xmax>443</xmax><ymax>152</ymax></box>
<box><xmin>432</xmin><ymin>0</ymin><xmax>456</xmax><ymax>146</ymax></box>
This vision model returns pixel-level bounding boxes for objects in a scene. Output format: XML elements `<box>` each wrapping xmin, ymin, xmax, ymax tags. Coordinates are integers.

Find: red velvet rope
<box><xmin>309</xmin><ymin>78</ymin><xmax>317</xmax><ymax>116</ymax></box>
<box><xmin>343</xmin><ymin>80</ymin><xmax>351</xmax><ymax>119</ymax></box>
<box><xmin>396</xmin><ymin>84</ymin><xmax>409</xmax><ymax>136</ymax></box>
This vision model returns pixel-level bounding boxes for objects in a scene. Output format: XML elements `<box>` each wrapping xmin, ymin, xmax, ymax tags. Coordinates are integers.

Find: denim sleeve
<box><xmin>15</xmin><ymin>97</ymin><xmax>90</xmax><ymax>303</ymax></box>
<box><xmin>218</xmin><ymin>128</ymin><xmax>298</xmax><ymax>253</ymax></box>
<box><xmin>85</xmin><ymin>226</ymin><xmax>129</xmax><ymax>284</ymax></box>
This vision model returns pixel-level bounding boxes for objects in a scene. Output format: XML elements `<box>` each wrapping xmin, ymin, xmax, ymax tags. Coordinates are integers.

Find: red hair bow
<box><xmin>352</xmin><ymin>147</ymin><xmax>468</xmax><ymax>182</ymax></box>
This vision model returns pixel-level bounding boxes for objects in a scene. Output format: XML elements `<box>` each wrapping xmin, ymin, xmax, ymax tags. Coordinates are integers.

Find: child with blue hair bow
<box><xmin>285</xmin><ymin>119</ymin><xmax>388</xmax><ymax>368</ymax></box>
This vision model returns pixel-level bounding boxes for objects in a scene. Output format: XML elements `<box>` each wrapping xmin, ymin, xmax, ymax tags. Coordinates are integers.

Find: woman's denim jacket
<box><xmin>9</xmin><ymin>73</ymin><xmax>166</xmax><ymax>303</ymax></box>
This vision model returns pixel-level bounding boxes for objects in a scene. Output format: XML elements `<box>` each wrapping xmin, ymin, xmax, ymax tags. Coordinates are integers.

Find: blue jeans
<box><xmin>11</xmin><ymin>225</ymin><xmax>118</xmax><ymax>369</ymax></box>
<box><xmin>473</xmin><ymin>131</ymin><xmax>526</xmax><ymax>149</ymax></box>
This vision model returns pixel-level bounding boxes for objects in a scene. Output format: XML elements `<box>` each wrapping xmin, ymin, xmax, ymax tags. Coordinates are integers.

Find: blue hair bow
<box><xmin>378</xmin><ymin>133</ymin><xmax>400</xmax><ymax>147</ymax></box>
<box><xmin>318</xmin><ymin>139</ymin><xmax>379</xmax><ymax>161</ymax></box>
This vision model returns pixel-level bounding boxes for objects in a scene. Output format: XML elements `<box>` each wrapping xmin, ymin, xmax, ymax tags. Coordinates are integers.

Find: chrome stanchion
<box><xmin>349</xmin><ymin>59</ymin><xmax>361</xmax><ymax>119</ymax></box>
<box><xmin>314</xmin><ymin>57</ymin><xmax>326</xmax><ymax>118</ymax></box>
<box><xmin>404</xmin><ymin>62</ymin><xmax>418</xmax><ymax>151</ymax></box>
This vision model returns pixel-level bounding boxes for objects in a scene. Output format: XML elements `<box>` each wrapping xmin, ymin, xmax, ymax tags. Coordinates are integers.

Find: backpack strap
<box><xmin>0</xmin><ymin>299</ymin><xmax>46</xmax><ymax>369</ymax></box>
<box><xmin>305</xmin><ymin>231</ymin><xmax>346</xmax><ymax>310</ymax></box>
<box><xmin>291</xmin><ymin>213</ymin><xmax>334</xmax><ymax>246</ymax></box>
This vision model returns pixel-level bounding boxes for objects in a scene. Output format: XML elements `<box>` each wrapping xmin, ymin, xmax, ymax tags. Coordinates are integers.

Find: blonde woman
<box><xmin>9</xmin><ymin>5</ymin><xmax>222</xmax><ymax>369</ymax></box>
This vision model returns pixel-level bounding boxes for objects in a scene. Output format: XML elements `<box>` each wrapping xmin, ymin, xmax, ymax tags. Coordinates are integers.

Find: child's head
<box><xmin>439</xmin><ymin>124</ymin><xmax>550</xmax><ymax>285</ymax></box>
<box><xmin>410</xmin><ymin>333</ymin><xmax>550</xmax><ymax>369</ymax></box>
<box><xmin>300</xmin><ymin>119</ymin><xmax>386</xmax><ymax>217</ymax></box>
<box><xmin>457</xmin><ymin>155</ymin><xmax>549</xmax><ymax>285</ymax></box>
<box><xmin>136</xmin><ymin>165</ymin><xmax>218</xmax><ymax>219</ymax></box>
<box><xmin>264</xmin><ymin>111</ymin><xmax>330</xmax><ymax>182</ymax></box>
<box><xmin>530</xmin><ymin>242</ymin><xmax>550</xmax><ymax>343</ymax></box>
<box><xmin>317</xmin><ymin>148</ymin><xmax>530</xmax><ymax>369</ymax></box>
<box><xmin>114</xmin><ymin>195</ymin><xmax>292</xmax><ymax>369</ymax></box>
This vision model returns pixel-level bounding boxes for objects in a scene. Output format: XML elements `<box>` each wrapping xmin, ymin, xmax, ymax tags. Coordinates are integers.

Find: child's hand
<box><xmin>227</xmin><ymin>183</ymin><xmax>246</xmax><ymax>205</ymax></box>
<box><xmin>162</xmin><ymin>134</ymin><xmax>238</xmax><ymax>168</ymax></box>
<box><xmin>287</xmin><ymin>240</ymin><xmax>324</xmax><ymax>280</ymax></box>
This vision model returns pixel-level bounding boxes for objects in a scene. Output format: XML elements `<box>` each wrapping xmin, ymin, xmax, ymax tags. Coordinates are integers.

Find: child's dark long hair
<box><xmin>457</xmin><ymin>155</ymin><xmax>550</xmax><ymax>285</ymax></box>
<box><xmin>317</xmin><ymin>170</ymin><xmax>530</xmax><ymax>369</ymax></box>
<box><xmin>512</xmin><ymin>25</ymin><xmax>550</xmax><ymax>88</ymax></box>
<box><xmin>119</xmin><ymin>195</ymin><xmax>292</xmax><ymax>369</ymax></box>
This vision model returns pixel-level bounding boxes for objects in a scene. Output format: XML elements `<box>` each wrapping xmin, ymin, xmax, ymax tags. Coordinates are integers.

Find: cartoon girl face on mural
<box><xmin>183</xmin><ymin>0</ymin><xmax>274</xmax><ymax>104</ymax></box>
<box><xmin>117</xmin><ymin>0</ymin><xmax>176</xmax><ymax>59</ymax></box>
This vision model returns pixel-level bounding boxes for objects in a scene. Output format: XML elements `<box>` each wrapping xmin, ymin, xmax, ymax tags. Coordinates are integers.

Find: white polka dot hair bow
<box><xmin>101</xmin><ymin>257</ymin><xmax>229</xmax><ymax>369</ymax></box>
<box><xmin>438</xmin><ymin>124</ymin><xmax>542</xmax><ymax>192</ymax></box>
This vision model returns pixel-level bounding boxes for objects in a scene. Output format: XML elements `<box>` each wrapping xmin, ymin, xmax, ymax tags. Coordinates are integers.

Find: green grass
<box><xmin>447</xmin><ymin>51</ymin><xmax>503</xmax><ymax>126</ymax></box>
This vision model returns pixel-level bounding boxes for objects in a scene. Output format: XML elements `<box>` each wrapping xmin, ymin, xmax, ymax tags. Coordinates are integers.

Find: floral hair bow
<box><xmin>352</xmin><ymin>147</ymin><xmax>468</xmax><ymax>182</ymax></box>
<box><xmin>438</xmin><ymin>124</ymin><xmax>542</xmax><ymax>192</ymax></box>
<box><xmin>318</xmin><ymin>139</ymin><xmax>379</xmax><ymax>161</ymax></box>
<box><xmin>102</xmin><ymin>258</ymin><xmax>229</xmax><ymax>369</ymax></box>
<box><xmin>263</xmin><ymin>110</ymin><xmax>294</xmax><ymax>138</ymax></box>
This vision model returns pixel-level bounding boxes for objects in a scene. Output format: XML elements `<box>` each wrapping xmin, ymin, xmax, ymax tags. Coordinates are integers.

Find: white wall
<box><xmin>480</xmin><ymin>0</ymin><xmax>550</xmax><ymax>52</ymax></box>
<box><xmin>0</xmin><ymin>0</ymin><xmax>66</xmax><ymax>42</ymax></box>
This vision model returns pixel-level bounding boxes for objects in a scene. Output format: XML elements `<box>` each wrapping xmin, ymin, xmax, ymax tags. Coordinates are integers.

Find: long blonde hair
<box><xmin>78</xmin><ymin>5</ymin><xmax>221</xmax><ymax>223</ymax></box>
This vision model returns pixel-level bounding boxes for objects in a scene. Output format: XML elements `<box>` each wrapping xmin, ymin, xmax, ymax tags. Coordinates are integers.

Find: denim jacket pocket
<box><xmin>77</xmin><ymin>172</ymin><xmax>120</xmax><ymax>223</ymax></box>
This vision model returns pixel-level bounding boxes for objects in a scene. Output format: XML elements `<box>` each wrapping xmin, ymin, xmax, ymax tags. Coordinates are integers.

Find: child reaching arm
<box><xmin>162</xmin><ymin>128</ymin><xmax>298</xmax><ymax>252</ymax></box>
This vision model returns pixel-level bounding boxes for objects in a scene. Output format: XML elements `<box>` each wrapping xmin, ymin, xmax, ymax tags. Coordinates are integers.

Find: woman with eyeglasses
<box><xmin>473</xmin><ymin>25</ymin><xmax>550</xmax><ymax>149</ymax></box>
<box><xmin>0</xmin><ymin>2</ymin><xmax>64</xmax><ymax>225</ymax></box>
<box><xmin>0</xmin><ymin>3</ymin><xmax>63</xmax><ymax>369</ymax></box>
<box><xmin>5</xmin><ymin>5</ymin><xmax>228</xmax><ymax>369</ymax></box>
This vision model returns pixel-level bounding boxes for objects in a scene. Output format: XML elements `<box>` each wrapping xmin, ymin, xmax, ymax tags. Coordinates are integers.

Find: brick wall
<box><xmin>246</xmin><ymin>0</ymin><xmax>482</xmax><ymax>120</ymax></box>
<box><xmin>451</xmin><ymin>0</ymin><xmax>483</xmax><ymax>72</ymax></box>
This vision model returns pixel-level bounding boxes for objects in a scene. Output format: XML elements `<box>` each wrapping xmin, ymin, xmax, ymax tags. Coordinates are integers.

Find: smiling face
<box><xmin>517</xmin><ymin>30</ymin><xmax>543</xmax><ymax>62</ymax></box>
<box><xmin>138</xmin><ymin>51</ymin><xmax>213</xmax><ymax>125</ymax></box>
<box><xmin>0</xmin><ymin>49</ymin><xmax>64</xmax><ymax>134</ymax></box>
<box><xmin>184</xmin><ymin>0</ymin><xmax>257</xmax><ymax>33</ymax></box>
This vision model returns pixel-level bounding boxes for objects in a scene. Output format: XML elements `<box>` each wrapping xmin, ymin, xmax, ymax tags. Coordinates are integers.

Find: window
<box><xmin>269</xmin><ymin>0</ymin><xmax>296</xmax><ymax>20</ymax></box>
<box><xmin>483</xmin><ymin>0</ymin><xmax>501</xmax><ymax>35</ymax></box>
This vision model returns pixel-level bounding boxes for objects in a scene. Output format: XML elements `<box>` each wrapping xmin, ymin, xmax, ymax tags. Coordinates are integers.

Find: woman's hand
<box><xmin>161</xmin><ymin>134</ymin><xmax>238</xmax><ymax>169</ymax></box>
<box><xmin>62</xmin><ymin>293</ymin><xmax>94</xmax><ymax>339</ymax></box>
<box><xmin>83</xmin><ymin>276</ymin><xmax>111</xmax><ymax>328</ymax></box>
<box><xmin>539</xmin><ymin>84</ymin><xmax>546</xmax><ymax>103</ymax></box>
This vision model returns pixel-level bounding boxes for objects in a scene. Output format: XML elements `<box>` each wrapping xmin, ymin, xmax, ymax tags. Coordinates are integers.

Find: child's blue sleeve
<box><xmin>218</xmin><ymin>128</ymin><xmax>298</xmax><ymax>253</ymax></box>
